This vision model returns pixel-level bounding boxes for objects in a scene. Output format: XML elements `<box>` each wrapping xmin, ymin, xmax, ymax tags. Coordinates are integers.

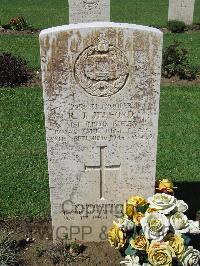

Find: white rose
<box><xmin>114</xmin><ymin>218</ymin><xmax>135</xmax><ymax>232</ymax></box>
<box><xmin>170</xmin><ymin>212</ymin><xmax>189</xmax><ymax>234</ymax></box>
<box><xmin>176</xmin><ymin>200</ymin><xmax>188</xmax><ymax>213</ymax></box>
<box><xmin>181</xmin><ymin>246</ymin><xmax>200</xmax><ymax>266</ymax></box>
<box><xmin>188</xmin><ymin>220</ymin><xmax>200</xmax><ymax>234</ymax></box>
<box><xmin>141</xmin><ymin>212</ymin><xmax>170</xmax><ymax>241</ymax></box>
<box><xmin>148</xmin><ymin>193</ymin><xmax>177</xmax><ymax>214</ymax></box>
<box><xmin>120</xmin><ymin>255</ymin><xmax>141</xmax><ymax>266</ymax></box>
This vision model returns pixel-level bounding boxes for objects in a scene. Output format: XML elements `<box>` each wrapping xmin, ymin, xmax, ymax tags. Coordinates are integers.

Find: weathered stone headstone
<box><xmin>168</xmin><ymin>0</ymin><xmax>195</xmax><ymax>25</ymax></box>
<box><xmin>68</xmin><ymin>0</ymin><xmax>110</xmax><ymax>24</ymax></box>
<box><xmin>40</xmin><ymin>22</ymin><xmax>163</xmax><ymax>242</ymax></box>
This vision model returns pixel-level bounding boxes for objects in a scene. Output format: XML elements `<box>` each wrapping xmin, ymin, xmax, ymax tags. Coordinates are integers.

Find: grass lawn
<box><xmin>157</xmin><ymin>86</ymin><xmax>200</xmax><ymax>182</ymax></box>
<box><xmin>0</xmin><ymin>86</ymin><xmax>199</xmax><ymax>218</ymax></box>
<box><xmin>0</xmin><ymin>0</ymin><xmax>200</xmax><ymax>29</ymax></box>
<box><xmin>1</xmin><ymin>32</ymin><xmax>200</xmax><ymax>71</ymax></box>
<box><xmin>0</xmin><ymin>88</ymin><xmax>49</xmax><ymax>218</ymax></box>
<box><xmin>0</xmin><ymin>34</ymin><xmax>40</xmax><ymax>70</ymax></box>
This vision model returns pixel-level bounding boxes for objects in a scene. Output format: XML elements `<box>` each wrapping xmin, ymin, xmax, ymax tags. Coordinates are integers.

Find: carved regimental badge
<box><xmin>74</xmin><ymin>38</ymin><xmax>129</xmax><ymax>97</ymax></box>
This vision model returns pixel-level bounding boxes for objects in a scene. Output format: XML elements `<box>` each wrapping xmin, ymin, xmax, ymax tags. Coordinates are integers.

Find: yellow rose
<box><xmin>148</xmin><ymin>241</ymin><xmax>175</xmax><ymax>266</ymax></box>
<box><xmin>130</xmin><ymin>235</ymin><xmax>149</xmax><ymax>251</ymax></box>
<box><xmin>165</xmin><ymin>233</ymin><xmax>185</xmax><ymax>258</ymax></box>
<box><xmin>133</xmin><ymin>212</ymin><xmax>144</xmax><ymax>225</ymax></box>
<box><xmin>157</xmin><ymin>179</ymin><xmax>174</xmax><ymax>193</ymax></box>
<box><xmin>123</xmin><ymin>202</ymin><xmax>136</xmax><ymax>218</ymax></box>
<box><xmin>127</xmin><ymin>196</ymin><xmax>147</xmax><ymax>207</ymax></box>
<box><xmin>107</xmin><ymin>223</ymin><xmax>125</xmax><ymax>249</ymax></box>
<box><xmin>147</xmin><ymin>207</ymin><xmax>158</xmax><ymax>213</ymax></box>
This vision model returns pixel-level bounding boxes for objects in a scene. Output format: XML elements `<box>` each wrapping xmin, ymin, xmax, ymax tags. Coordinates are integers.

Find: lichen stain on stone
<box><xmin>134</xmin><ymin>31</ymin><xmax>160</xmax><ymax>77</ymax></box>
<box><xmin>83</xmin><ymin>30</ymin><xmax>100</xmax><ymax>47</ymax></box>
<box><xmin>40</xmin><ymin>35</ymin><xmax>51</xmax><ymax>69</ymax></box>
<box><xmin>133</xmin><ymin>31</ymin><xmax>147</xmax><ymax>51</ymax></box>
<box><xmin>80</xmin><ymin>28</ymin><xmax>128</xmax><ymax>53</ymax></box>
<box><xmin>130</xmin><ymin>30</ymin><xmax>161</xmax><ymax>115</ymax></box>
<box><xmin>68</xmin><ymin>31</ymin><xmax>82</xmax><ymax>52</ymax></box>
<box><xmin>125</xmin><ymin>37</ymin><xmax>132</xmax><ymax>52</ymax></box>
<box><xmin>117</xmin><ymin>30</ymin><xmax>124</xmax><ymax>49</ymax></box>
<box><xmin>105</xmin><ymin>28</ymin><xmax>117</xmax><ymax>46</ymax></box>
<box><xmin>40</xmin><ymin>35</ymin><xmax>50</xmax><ymax>53</ymax></box>
<box><xmin>47</xmin><ymin>106</ymin><xmax>61</xmax><ymax>128</ymax></box>
<box><xmin>44</xmin><ymin>32</ymin><xmax>72</xmax><ymax>99</ymax></box>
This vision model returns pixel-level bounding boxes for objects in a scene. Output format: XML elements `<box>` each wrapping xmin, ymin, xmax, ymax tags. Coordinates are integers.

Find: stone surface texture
<box><xmin>68</xmin><ymin>0</ymin><xmax>110</xmax><ymax>24</ymax></box>
<box><xmin>40</xmin><ymin>22</ymin><xmax>163</xmax><ymax>242</ymax></box>
<box><xmin>168</xmin><ymin>0</ymin><xmax>195</xmax><ymax>25</ymax></box>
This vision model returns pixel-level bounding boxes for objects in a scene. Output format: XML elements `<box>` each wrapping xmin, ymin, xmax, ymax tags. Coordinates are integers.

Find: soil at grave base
<box><xmin>1</xmin><ymin>218</ymin><xmax>200</xmax><ymax>266</ymax></box>
<box><xmin>160</xmin><ymin>27</ymin><xmax>200</xmax><ymax>34</ymax></box>
<box><xmin>161</xmin><ymin>75</ymin><xmax>200</xmax><ymax>86</ymax></box>
<box><xmin>0</xmin><ymin>218</ymin><xmax>123</xmax><ymax>266</ymax></box>
<box><xmin>0</xmin><ymin>27</ymin><xmax>40</xmax><ymax>35</ymax></box>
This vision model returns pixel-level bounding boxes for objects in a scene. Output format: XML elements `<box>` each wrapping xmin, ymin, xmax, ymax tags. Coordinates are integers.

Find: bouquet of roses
<box><xmin>107</xmin><ymin>179</ymin><xmax>200</xmax><ymax>266</ymax></box>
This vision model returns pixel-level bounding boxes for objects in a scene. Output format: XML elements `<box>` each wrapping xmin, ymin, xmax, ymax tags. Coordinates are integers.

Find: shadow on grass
<box><xmin>174</xmin><ymin>182</ymin><xmax>200</xmax><ymax>220</ymax></box>
<box><xmin>174</xmin><ymin>182</ymin><xmax>200</xmax><ymax>250</ymax></box>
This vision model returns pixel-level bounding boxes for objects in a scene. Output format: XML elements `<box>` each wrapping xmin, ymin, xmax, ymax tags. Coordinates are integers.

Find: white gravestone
<box><xmin>40</xmin><ymin>22</ymin><xmax>163</xmax><ymax>242</ymax></box>
<box><xmin>68</xmin><ymin>0</ymin><xmax>110</xmax><ymax>24</ymax></box>
<box><xmin>168</xmin><ymin>0</ymin><xmax>195</xmax><ymax>25</ymax></box>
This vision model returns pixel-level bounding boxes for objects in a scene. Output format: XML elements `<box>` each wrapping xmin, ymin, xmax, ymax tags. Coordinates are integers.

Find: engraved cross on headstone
<box><xmin>85</xmin><ymin>146</ymin><xmax>121</xmax><ymax>200</ymax></box>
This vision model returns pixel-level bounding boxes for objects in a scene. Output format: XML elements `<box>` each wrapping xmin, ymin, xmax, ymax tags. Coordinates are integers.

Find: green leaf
<box><xmin>182</xmin><ymin>234</ymin><xmax>191</xmax><ymax>246</ymax></box>
<box><xmin>129</xmin><ymin>229</ymin><xmax>137</xmax><ymax>240</ymax></box>
<box><xmin>137</xmin><ymin>204</ymin><xmax>149</xmax><ymax>213</ymax></box>
<box><xmin>125</xmin><ymin>245</ymin><xmax>137</xmax><ymax>256</ymax></box>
